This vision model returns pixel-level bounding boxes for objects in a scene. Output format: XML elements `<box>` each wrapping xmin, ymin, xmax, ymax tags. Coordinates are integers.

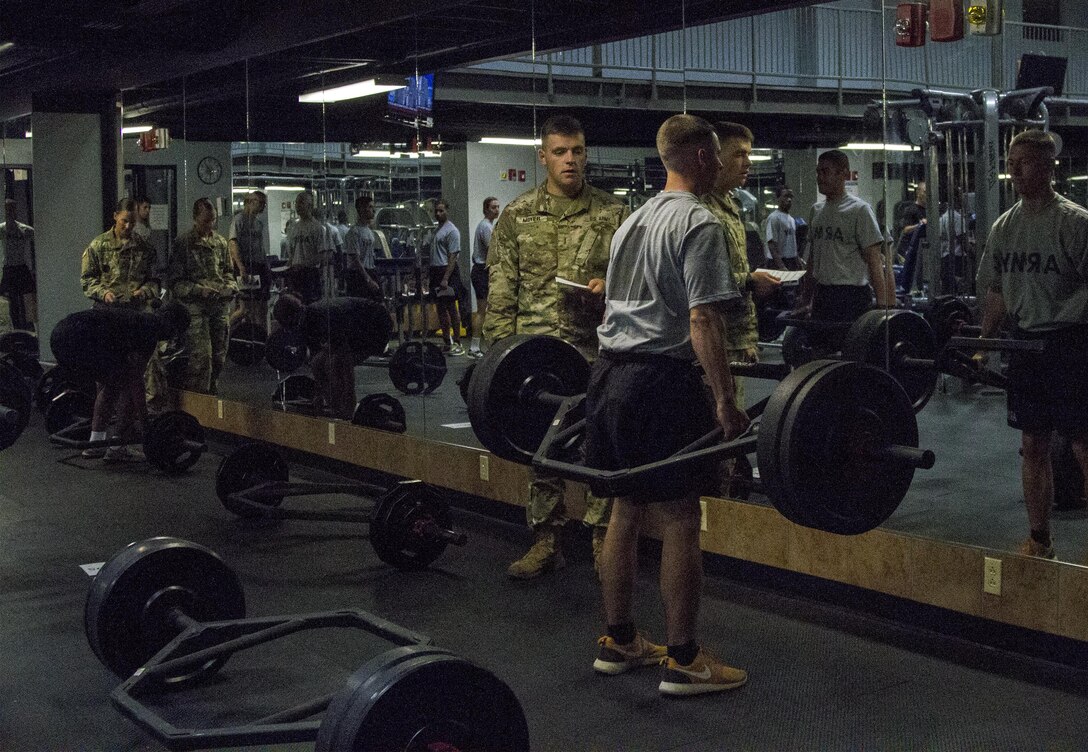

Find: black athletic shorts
<box><xmin>239</xmin><ymin>262</ymin><xmax>271</xmax><ymax>302</ymax></box>
<box><xmin>429</xmin><ymin>266</ymin><xmax>464</xmax><ymax>301</ymax></box>
<box><xmin>50</xmin><ymin>308</ymin><xmax>161</xmax><ymax>382</ymax></box>
<box><xmin>584</xmin><ymin>351</ymin><xmax>719</xmax><ymax>503</ymax></box>
<box><xmin>470</xmin><ymin>263</ymin><xmax>489</xmax><ymax>301</ymax></box>
<box><xmin>0</xmin><ymin>264</ymin><xmax>35</xmax><ymax>296</ymax></box>
<box><xmin>811</xmin><ymin>283</ymin><xmax>873</xmax><ymax>322</ymax></box>
<box><xmin>1006</xmin><ymin>325</ymin><xmax>1088</xmax><ymax>439</ymax></box>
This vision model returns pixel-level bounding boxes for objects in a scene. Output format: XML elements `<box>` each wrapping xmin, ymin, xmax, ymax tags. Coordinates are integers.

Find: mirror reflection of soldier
<box><xmin>0</xmin><ymin>198</ymin><xmax>37</xmax><ymax>331</ymax></box>
<box><xmin>168</xmin><ymin>198</ymin><xmax>238</xmax><ymax>394</ymax></box>
<box><xmin>80</xmin><ymin>197</ymin><xmax>164</xmax><ymax>419</ymax></box>
<box><xmin>485</xmin><ymin>115</ymin><xmax>630</xmax><ymax>579</ymax></box>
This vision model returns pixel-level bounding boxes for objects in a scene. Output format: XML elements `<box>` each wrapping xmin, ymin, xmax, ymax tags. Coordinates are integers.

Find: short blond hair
<box><xmin>1010</xmin><ymin>129</ymin><xmax>1057</xmax><ymax>160</ymax></box>
<box><xmin>656</xmin><ymin>114</ymin><xmax>717</xmax><ymax>173</ymax></box>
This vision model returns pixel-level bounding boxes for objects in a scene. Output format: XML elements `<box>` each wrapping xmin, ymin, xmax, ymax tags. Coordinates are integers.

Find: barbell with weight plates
<box><xmin>265</xmin><ymin>325</ymin><xmax>309</xmax><ymax>373</ymax></box>
<box><xmin>48</xmin><ymin>402</ymin><xmax>208</xmax><ymax>474</ymax></box>
<box><xmin>215</xmin><ymin>444</ymin><xmax>465</xmax><ymax>570</ymax></box>
<box><xmin>86</xmin><ymin>537</ymin><xmax>529</xmax><ymax>751</ymax></box>
<box><xmin>469</xmin><ymin>335</ymin><xmax>934</xmax><ymax>535</ymax></box>
<box><xmin>0</xmin><ymin>362</ymin><xmax>31</xmax><ymax>451</ymax></box>
<box><xmin>0</xmin><ymin>348</ymin><xmax>43</xmax><ymax>386</ymax></box>
<box><xmin>388</xmin><ymin>340</ymin><xmax>448</xmax><ymax>395</ymax></box>
<box><xmin>352</xmin><ymin>392</ymin><xmax>407</xmax><ymax>433</ymax></box>
<box><xmin>34</xmin><ymin>362</ymin><xmax>96</xmax><ymax>414</ymax></box>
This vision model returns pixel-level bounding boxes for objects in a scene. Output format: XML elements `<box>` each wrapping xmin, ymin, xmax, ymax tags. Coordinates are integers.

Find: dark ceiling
<box><xmin>0</xmin><ymin>0</ymin><xmax>855</xmax><ymax>147</ymax></box>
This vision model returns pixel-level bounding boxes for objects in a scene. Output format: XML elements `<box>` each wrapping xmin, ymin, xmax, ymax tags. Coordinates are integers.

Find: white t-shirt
<box><xmin>598</xmin><ymin>191</ymin><xmax>741</xmax><ymax>359</ymax></box>
<box><xmin>985</xmin><ymin>193</ymin><xmax>1088</xmax><ymax>332</ymax></box>
<box><xmin>343</xmin><ymin>224</ymin><xmax>376</xmax><ymax>270</ymax></box>
<box><xmin>765</xmin><ymin>209</ymin><xmax>798</xmax><ymax>260</ymax></box>
<box><xmin>228</xmin><ymin>211</ymin><xmax>270</xmax><ymax>265</ymax></box>
<box><xmin>806</xmin><ymin>194</ymin><xmax>884</xmax><ymax>286</ymax></box>
<box><xmin>285</xmin><ymin>218</ymin><xmax>326</xmax><ymax>267</ymax></box>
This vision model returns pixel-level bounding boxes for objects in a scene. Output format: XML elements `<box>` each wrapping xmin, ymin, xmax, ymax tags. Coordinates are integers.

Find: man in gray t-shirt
<box><xmin>588</xmin><ymin>114</ymin><xmax>749</xmax><ymax>698</ymax></box>
<box><xmin>977</xmin><ymin>129</ymin><xmax>1088</xmax><ymax>560</ymax></box>
<box><xmin>469</xmin><ymin>196</ymin><xmax>499</xmax><ymax>356</ymax></box>
<box><xmin>796</xmin><ymin>150</ymin><xmax>894</xmax><ymax>323</ymax></box>
<box><xmin>765</xmin><ymin>187</ymin><xmax>799</xmax><ymax>271</ymax></box>
<box><xmin>429</xmin><ymin>199</ymin><xmax>465</xmax><ymax>354</ymax></box>
<box><xmin>342</xmin><ymin>195</ymin><xmax>382</xmax><ymax>302</ymax></box>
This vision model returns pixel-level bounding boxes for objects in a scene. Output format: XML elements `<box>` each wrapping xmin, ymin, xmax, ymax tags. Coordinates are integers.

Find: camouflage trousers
<box><xmin>527</xmin><ymin>469</ymin><xmax>611</xmax><ymax>530</ymax></box>
<box><xmin>144</xmin><ymin>347</ymin><xmax>169</xmax><ymax>414</ymax></box>
<box><xmin>182</xmin><ymin>304</ymin><xmax>230</xmax><ymax>394</ymax></box>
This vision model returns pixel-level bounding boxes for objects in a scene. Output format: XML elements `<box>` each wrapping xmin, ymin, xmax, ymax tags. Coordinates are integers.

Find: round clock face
<box><xmin>197</xmin><ymin>156</ymin><xmax>223</xmax><ymax>185</ymax></box>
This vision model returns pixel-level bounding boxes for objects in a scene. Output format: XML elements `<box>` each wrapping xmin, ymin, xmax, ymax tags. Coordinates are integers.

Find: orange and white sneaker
<box><xmin>593</xmin><ymin>633</ymin><xmax>667</xmax><ymax>675</ymax></box>
<box><xmin>659</xmin><ymin>648</ymin><xmax>747</xmax><ymax>696</ymax></box>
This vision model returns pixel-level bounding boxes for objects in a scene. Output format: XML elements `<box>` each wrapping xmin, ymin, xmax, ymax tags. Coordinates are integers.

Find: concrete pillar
<box><xmin>31</xmin><ymin>90</ymin><xmax>121</xmax><ymax>360</ymax></box>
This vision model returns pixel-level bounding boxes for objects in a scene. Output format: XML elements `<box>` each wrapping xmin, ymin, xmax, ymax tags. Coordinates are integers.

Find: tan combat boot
<box><xmin>507</xmin><ymin>527</ymin><xmax>565</xmax><ymax>579</ymax></box>
<box><xmin>592</xmin><ymin>526</ymin><xmax>607</xmax><ymax>577</ymax></box>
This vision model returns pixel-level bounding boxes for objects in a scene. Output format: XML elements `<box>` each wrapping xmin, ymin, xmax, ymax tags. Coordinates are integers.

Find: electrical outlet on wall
<box><xmin>983</xmin><ymin>557</ymin><xmax>1002</xmax><ymax>596</ymax></box>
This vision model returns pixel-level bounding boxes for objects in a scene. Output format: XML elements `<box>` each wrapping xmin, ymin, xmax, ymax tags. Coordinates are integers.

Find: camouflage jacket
<box><xmin>167</xmin><ymin>229</ymin><xmax>238</xmax><ymax>310</ymax></box>
<box><xmin>701</xmin><ymin>190</ymin><xmax>758</xmax><ymax>352</ymax></box>
<box><xmin>484</xmin><ymin>182</ymin><xmax>629</xmax><ymax>359</ymax></box>
<box><xmin>81</xmin><ymin>229</ymin><xmax>159</xmax><ymax>306</ymax></box>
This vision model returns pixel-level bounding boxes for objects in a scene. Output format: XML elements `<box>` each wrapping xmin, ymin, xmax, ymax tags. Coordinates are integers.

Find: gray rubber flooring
<box><xmin>3</xmin><ymin>415</ymin><xmax>1088</xmax><ymax>750</ymax></box>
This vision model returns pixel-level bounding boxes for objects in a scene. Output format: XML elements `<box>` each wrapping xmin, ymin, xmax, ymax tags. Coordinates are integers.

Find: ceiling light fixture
<box><xmin>299</xmin><ymin>77</ymin><xmax>405</xmax><ymax>104</ymax></box>
<box><xmin>122</xmin><ymin>125</ymin><xmax>154</xmax><ymax>135</ymax></box>
<box><xmin>479</xmin><ymin>137</ymin><xmax>541</xmax><ymax>146</ymax></box>
<box><xmin>842</xmin><ymin>143</ymin><xmax>917</xmax><ymax>151</ymax></box>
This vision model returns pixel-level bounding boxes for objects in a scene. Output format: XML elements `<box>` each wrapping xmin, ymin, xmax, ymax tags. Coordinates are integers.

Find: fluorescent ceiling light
<box><xmin>232</xmin><ymin>187</ymin><xmax>258</xmax><ymax>193</ymax></box>
<box><xmin>353</xmin><ymin>150</ymin><xmax>395</xmax><ymax>158</ymax></box>
<box><xmin>612</xmin><ymin>189</ymin><xmax>629</xmax><ymax>195</ymax></box>
<box><xmin>750</xmin><ymin>155</ymin><xmax>772</xmax><ymax>162</ymax></box>
<box><xmin>266</xmin><ymin>185</ymin><xmax>307</xmax><ymax>191</ymax></box>
<box><xmin>1068</xmin><ymin>175</ymin><xmax>1088</xmax><ymax>181</ymax></box>
<box><xmin>842</xmin><ymin>143</ymin><xmax>917</xmax><ymax>151</ymax></box>
<box><xmin>479</xmin><ymin>137</ymin><xmax>541</xmax><ymax>146</ymax></box>
<box><xmin>122</xmin><ymin>125</ymin><xmax>153</xmax><ymax>134</ymax></box>
<box><xmin>0</xmin><ymin>43</ymin><xmax>15</xmax><ymax>54</ymax></box>
<box><xmin>299</xmin><ymin>78</ymin><xmax>404</xmax><ymax>104</ymax></box>
<box><xmin>24</xmin><ymin>131</ymin><xmax>31</xmax><ymax>138</ymax></box>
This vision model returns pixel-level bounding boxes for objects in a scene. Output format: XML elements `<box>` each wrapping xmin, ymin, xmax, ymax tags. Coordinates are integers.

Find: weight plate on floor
<box><xmin>369</xmin><ymin>481</ymin><xmax>453</xmax><ymax>571</ymax></box>
<box><xmin>0</xmin><ymin>330</ymin><xmax>38</xmax><ymax>356</ymax></box>
<box><xmin>458</xmin><ymin>360</ymin><xmax>476</xmax><ymax>405</ymax></box>
<box><xmin>35</xmin><ymin>363</ymin><xmax>95</xmax><ymax>414</ymax></box>
<box><xmin>143</xmin><ymin>410</ymin><xmax>205</xmax><ymax>474</ymax></box>
<box><xmin>45</xmin><ymin>388</ymin><xmax>94</xmax><ymax>438</ymax></box>
<box><xmin>84</xmin><ymin>537</ymin><xmax>245</xmax><ymax>686</ymax></box>
<box><xmin>759</xmin><ymin>360</ymin><xmax>921</xmax><ymax>536</ymax></box>
<box><xmin>352</xmin><ymin>393</ymin><xmax>406</xmax><ymax>433</ymax></box>
<box><xmin>926</xmin><ymin>296</ymin><xmax>974</xmax><ymax>349</ymax></box>
<box><xmin>0</xmin><ymin>350</ymin><xmax>43</xmax><ymax>385</ymax></box>
<box><xmin>0</xmin><ymin>362</ymin><xmax>31</xmax><ymax>451</ymax></box>
<box><xmin>265</xmin><ymin>326</ymin><xmax>308</xmax><ymax>373</ymax></box>
<box><xmin>842</xmin><ymin>309</ymin><xmax>938</xmax><ymax>413</ymax></box>
<box><xmin>227</xmin><ymin>320</ymin><xmax>266</xmax><ymax>367</ymax></box>
<box><xmin>215</xmin><ymin>443</ymin><xmax>289</xmax><ymax>517</ymax></box>
<box><xmin>466</xmin><ymin>335</ymin><xmax>589</xmax><ymax>465</ymax></box>
<box><xmin>388</xmin><ymin>341</ymin><xmax>447</xmax><ymax>395</ymax></box>
<box><xmin>315</xmin><ymin>645</ymin><xmax>530</xmax><ymax>752</ymax></box>
<box><xmin>781</xmin><ymin>326</ymin><xmax>813</xmax><ymax>369</ymax></box>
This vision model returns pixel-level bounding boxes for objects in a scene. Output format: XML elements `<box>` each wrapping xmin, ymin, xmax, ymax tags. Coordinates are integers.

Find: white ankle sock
<box><xmin>90</xmin><ymin>430</ymin><xmax>107</xmax><ymax>443</ymax></box>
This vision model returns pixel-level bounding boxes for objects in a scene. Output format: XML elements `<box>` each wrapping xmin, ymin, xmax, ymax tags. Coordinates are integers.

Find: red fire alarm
<box><xmin>895</xmin><ymin>3</ymin><xmax>927</xmax><ymax>47</ymax></box>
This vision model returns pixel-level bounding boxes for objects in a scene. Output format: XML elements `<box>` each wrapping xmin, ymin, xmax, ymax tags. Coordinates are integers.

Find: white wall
<box><xmin>1</xmin><ymin>138</ymin><xmax>32</xmax><ymax>165</ymax></box>
<box><xmin>32</xmin><ymin>113</ymin><xmax>103</xmax><ymax>360</ymax></box>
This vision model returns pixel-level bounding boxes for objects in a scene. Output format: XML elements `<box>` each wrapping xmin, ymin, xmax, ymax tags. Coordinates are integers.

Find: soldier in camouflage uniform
<box><xmin>485</xmin><ymin>115</ymin><xmax>630</xmax><ymax>579</ymax></box>
<box><xmin>79</xmin><ymin>197</ymin><xmax>161</xmax><ymax>457</ymax></box>
<box><xmin>700</xmin><ymin>122</ymin><xmax>780</xmax><ymax>496</ymax></box>
<box><xmin>167</xmin><ymin>198</ymin><xmax>238</xmax><ymax>394</ymax></box>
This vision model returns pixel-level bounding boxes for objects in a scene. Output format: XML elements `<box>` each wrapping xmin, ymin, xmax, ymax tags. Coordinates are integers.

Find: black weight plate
<box><xmin>776</xmin><ymin>360</ymin><xmax>920</xmax><ymax>535</ymax></box>
<box><xmin>927</xmin><ymin>297</ymin><xmax>973</xmax><ymax>349</ymax></box>
<box><xmin>458</xmin><ymin>360</ymin><xmax>477</xmax><ymax>405</ymax></box>
<box><xmin>757</xmin><ymin>360</ymin><xmax>840</xmax><ymax>529</ymax></box>
<box><xmin>35</xmin><ymin>363</ymin><xmax>95</xmax><ymax>414</ymax></box>
<box><xmin>370</xmin><ymin>481</ymin><xmax>452</xmax><ymax>571</ymax></box>
<box><xmin>0</xmin><ymin>362</ymin><xmax>31</xmax><ymax>451</ymax></box>
<box><xmin>46</xmin><ymin>388</ymin><xmax>94</xmax><ymax>437</ymax></box>
<box><xmin>266</xmin><ymin>326</ymin><xmax>308</xmax><ymax>373</ymax></box>
<box><xmin>84</xmin><ymin>537</ymin><xmax>245</xmax><ymax>685</ymax></box>
<box><xmin>227</xmin><ymin>320</ymin><xmax>266</xmax><ymax>367</ymax></box>
<box><xmin>842</xmin><ymin>309</ymin><xmax>938</xmax><ymax>413</ymax></box>
<box><xmin>0</xmin><ymin>350</ymin><xmax>43</xmax><ymax>385</ymax></box>
<box><xmin>272</xmin><ymin>374</ymin><xmax>317</xmax><ymax>403</ymax></box>
<box><xmin>0</xmin><ymin>330</ymin><xmax>38</xmax><ymax>356</ymax></box>
<box><xmin>144</xmin><ymin>410</ymin><xmax>205</xmax><ymax>474</ymax></box>
<box><xmin>388</xmin><ymin>341</ymin><xmax>447</xmax><ymax>395</ymax></box>
<box><xmin>352</xmin><ymin>393</ymin><xmax>406</xmax><ymax>433</ymax></box>
<box><xmin>466</xmin><ymin>334</ymin><xmax>589</xmax><ymax>465</ymax></box>
<box><xmin>215</xmin><ymin>443</ymin><xmax>289</xmax><ymax>517</ymax></box>
<box><xmin>315</xmin><ymin>646</ymin><xmax>530</xmax><ymax>752</ymax></box>
<box><xmin>781</xmin><ymin>326</ymin><xmax>813</xmax><ymax>369</ymax></box>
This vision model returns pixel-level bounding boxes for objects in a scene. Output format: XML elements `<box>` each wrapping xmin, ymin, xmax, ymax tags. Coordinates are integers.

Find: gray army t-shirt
<box><xmin>598</xmin><ymin>191</ymin><xmax>741</xmax><ymax>359</ymax></box>
<box><xmin>432</xmin><ymin>222</ymin><xmax>461</xmax><ymax>267</ymax></box>
<box><xmin>806</xmin><ymin>194</ymin><xmax>884</xmax><ymax>286</ymax></box>
<box><xmin>985</xmin><ymin>193</ymin><xmax>1088</xmax><ymax>332</ymax></box>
